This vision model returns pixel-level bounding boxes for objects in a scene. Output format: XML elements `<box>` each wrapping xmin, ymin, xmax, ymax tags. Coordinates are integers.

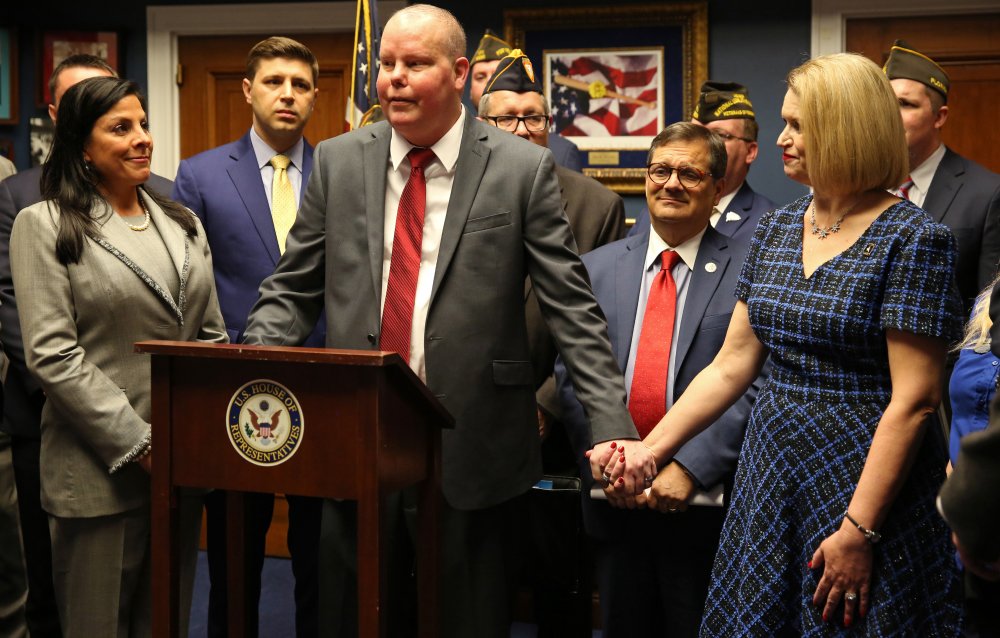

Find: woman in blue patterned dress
<box><xmin>597</xmin><ymin>53</ymin><xmax>964</xmax><ymax>634</ymax></box>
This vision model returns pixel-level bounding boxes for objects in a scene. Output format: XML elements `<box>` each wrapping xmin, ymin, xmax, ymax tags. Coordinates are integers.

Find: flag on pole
<box><xmin>345</xmin><ymin>0</ymin><xmax>381</xmax><ymax>131</ymax></box>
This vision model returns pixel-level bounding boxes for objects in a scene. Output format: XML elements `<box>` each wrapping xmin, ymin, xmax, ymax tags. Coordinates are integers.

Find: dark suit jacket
<box><xmin>628</xmin><ymin>179</ymin><xmax>774</xmax><ymax>242</ymax></box>
<box><xmin>554</xmin><ymin>225</ymin><xmax>766</xmax><ymax>538</ymax></box>
<box><xmin>923</xmin><ymin>147</ymin><xmax>1000</xmax><ymax>313</ymax></box>
<box><xmin>171</xmin><ymin>131</ymin><xmax>324</xmax><ymax>347</ymax></box>
<box><xmin>242</xmin><ymin>111</ymin><xmax>634</xmax><ymax>510</ymax></box>
<box><xmin>0</xmin><ymin>166</ymin><xmax>172</xmax><ymax>437</ymax></box>
<box><xmin>547</xmin><ymin>134</ymin><xmax>583</xmax><ymax>172</ymax></box>
<box><xmin>528</xmin><ymin>166</ymin><xmax>624</xmax><ymax>393</ymax></box>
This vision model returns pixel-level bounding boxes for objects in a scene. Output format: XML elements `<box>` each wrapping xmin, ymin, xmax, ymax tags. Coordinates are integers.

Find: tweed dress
<box><xmin>700</xmin><ymin>197</ymin><xmax>964</xmax><ymax>636</ymax></box>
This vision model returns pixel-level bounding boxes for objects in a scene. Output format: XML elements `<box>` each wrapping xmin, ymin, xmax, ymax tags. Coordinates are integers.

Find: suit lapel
<box><xmin>364</xmin><ymin>126</ymin><xmax>391</xmax><ymax>305</ymax></box>
<box><xmin>615</xmin><ymin>232</ymin><xmax>647</xmax><ymax>373</ymax></box>
<box><xmin>674</xmin><ymin>228</ymin><xmax>729</xmax><ymax>371</ymax></box>
<box><xmin>227</xmin><ymin>134</ymin><xmax>281</xmax><ymax>265</ymax></box>
<box><xmin>924</xmin><ymin>147</ymin><xmax>963</xmax><ymax>224</ymax></box>
<box><xmin>430</xmin><ymin>113</ymin><xmax>488</xmax><ymax>301</ymax></box>
<box><xmin>90</xmin><ymin>195</ymin><xmax>187</xmax><ymax>326</ymax></box>
<box><xmin>299</xmin><ymin>141</ymin><xmax>314</xmax><ymax>206</ymax></box>
<box><xmin>714</xmin><ymin>182</ymin><xmax>753</xmax><ymax>238</ymax></box>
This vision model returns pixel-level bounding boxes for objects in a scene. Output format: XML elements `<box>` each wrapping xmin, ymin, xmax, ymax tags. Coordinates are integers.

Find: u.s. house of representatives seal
<box><xmin>227</xmin><ymin>379</ymin><xmax>303</xmax><ymax>466</ymax></box>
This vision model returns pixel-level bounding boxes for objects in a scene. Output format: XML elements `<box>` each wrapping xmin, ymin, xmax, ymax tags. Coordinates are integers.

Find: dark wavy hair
<box><xmin>41</xmin><ymin>76</ymin><xmax>197</xmax><ymax>265</ymax></box>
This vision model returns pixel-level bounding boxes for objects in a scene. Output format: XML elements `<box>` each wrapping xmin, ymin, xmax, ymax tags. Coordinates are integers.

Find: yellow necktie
<box><xmin>270</xmin><ymin>154</ymin><xmax>296</xmax><ymax>254</ymax></box>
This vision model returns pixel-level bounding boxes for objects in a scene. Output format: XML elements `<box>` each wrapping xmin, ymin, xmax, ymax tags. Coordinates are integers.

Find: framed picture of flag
<box><xmin>505</xmin><ymin>3</ymin><xmax>708</xmax><ymax>194</ymax></box>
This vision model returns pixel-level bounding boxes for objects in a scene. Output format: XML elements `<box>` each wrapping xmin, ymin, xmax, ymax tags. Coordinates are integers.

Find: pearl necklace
<box><xmin>125</xmin><ymin>196</ymin><xmax>151</xmax><ymax>232</ymax></box>
<box><xmin>809</xmin><ymin>197</ymin><xmax>860</xmax><ymax>240</ymax></box>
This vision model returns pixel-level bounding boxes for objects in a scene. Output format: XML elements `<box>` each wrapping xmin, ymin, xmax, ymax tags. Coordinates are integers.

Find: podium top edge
<box><xmin>134</xmin><ymin>340</ymin><xmax>401</xmax><ymax>367</ymax></box>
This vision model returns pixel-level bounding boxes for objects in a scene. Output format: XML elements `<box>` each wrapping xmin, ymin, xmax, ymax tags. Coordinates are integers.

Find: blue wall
<box><xmin>2</xmin><ymin>0</ymin><xmax>811</xmax><ymax>205</ymax></box>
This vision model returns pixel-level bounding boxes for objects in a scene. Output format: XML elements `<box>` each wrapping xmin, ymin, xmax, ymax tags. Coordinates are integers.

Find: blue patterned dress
<box><xmin>700</xmin><ymin>197</ymin><xmax>964</xmax><ymax>636</ymax></box>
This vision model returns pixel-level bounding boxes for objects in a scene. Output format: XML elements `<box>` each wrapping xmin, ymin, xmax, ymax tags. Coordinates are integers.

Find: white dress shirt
<box><xmin>899</xmin><ymin>143</ymin><xmax>945</xmax><ymax>209</ymax></box>
<box><xmin>380</xmin><ymin>113</ymin><xmax>465</xmax><ymax>381</ymax></box>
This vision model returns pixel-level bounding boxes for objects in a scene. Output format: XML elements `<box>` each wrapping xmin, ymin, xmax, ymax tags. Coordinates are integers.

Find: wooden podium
<box><xmin>136</xmin><ymin>341</ymin><xmax>454</xmax><ymax>638</ymax></box>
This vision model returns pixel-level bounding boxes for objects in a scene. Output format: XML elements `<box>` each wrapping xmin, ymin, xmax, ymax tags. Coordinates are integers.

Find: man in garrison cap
<box><xmin>470</xmin><ymin>31</ymin><xmax>583</xmax><ymax>171</ymax></box>
<box><xmin>885</xmin><ymin>40</ymin><xmax>1000</xmax><ymax>314</ymax></box>
<box><xmin>478</xmin><ymin>49</ymin><xmax>625</xmax><ymax>634</ymax></box>
<box><xmin>630</xmin><ymin>80</ymin><xmax>775</xmax><ymax>240</ymax></box>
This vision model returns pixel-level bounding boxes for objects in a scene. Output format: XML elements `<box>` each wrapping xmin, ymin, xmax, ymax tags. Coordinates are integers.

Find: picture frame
<box><xmin>38</xmin><ymin>31</ymin><xmax>119</xmax><ymax>106</ymax></box>
<box><xmin>0</xmin><ymin>29</ymin><xmax>17</xmax><ymax>125</ymax></box>
<box><xmin>505</xmin><ymin>3</ymin><xmax>708</xmax><ymax>194</ymax></box>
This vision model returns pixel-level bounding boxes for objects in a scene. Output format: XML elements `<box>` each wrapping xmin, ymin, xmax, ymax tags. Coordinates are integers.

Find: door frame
<box><xmin>146</xmin><ymin>1</ymin><xmax>405</xmax><ymax>177</ymax></box>
<box><xmin>812</xmin><ymin>0</ymin><xmax>998</xmax><ymax>57</ymax></box>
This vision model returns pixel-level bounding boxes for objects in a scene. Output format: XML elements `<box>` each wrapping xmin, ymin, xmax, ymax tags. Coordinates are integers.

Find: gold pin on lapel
<box><xmin>862</xmin><ymin>243</ymin><xmax>875</xmax><ymax>256</ymax></box>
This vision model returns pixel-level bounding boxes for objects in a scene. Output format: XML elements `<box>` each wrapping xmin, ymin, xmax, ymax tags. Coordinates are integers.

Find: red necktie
<box><xmin>899</xmin><ymin>176</ymin><xmax>914</xmax><ymax>200</ymax></box>
<box><xmin>380</xmin><ymin>147</ymin><xmax>436</xmax><ymax>363</ymax></box>
<box><xmin>629</xmin><ymin>250</ymin><xmax>681</xmax><ymax>438</ymax></box>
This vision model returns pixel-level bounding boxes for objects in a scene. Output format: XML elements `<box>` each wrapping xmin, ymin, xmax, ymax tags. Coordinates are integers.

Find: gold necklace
<box><xmin>125</xmin><ymin>196</ymin><xmax>151</xmax><ymax>232</ymax></box>
<box><xmin>809</xmin><ymin>197</ymin><xmax>860</xmax><ymax>240</ymax></box>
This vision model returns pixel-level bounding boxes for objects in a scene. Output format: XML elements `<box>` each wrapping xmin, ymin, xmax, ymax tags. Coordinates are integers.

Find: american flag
<box><xmin>551</xmin><ymin>53</ymin><xmax>660</xmax><ymax>137</ymax></box>
<box><xmin>345</xmin><ymin>0</ymin><xmax>381</xmax><ymax>131</ymax></box>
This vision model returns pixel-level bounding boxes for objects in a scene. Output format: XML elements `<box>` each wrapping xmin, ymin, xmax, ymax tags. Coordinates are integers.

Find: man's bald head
<box><xmin>386</xmin><ymin>4</ymin><xmax>466</xmax><ymax>60</ymax></box>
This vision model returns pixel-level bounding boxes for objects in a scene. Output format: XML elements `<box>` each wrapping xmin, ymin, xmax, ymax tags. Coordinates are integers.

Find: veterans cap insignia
<box><xmin>472</xmin><ymin>30</ymin><xmax>511</xmax><ymax>65</ymax></box>
<box><xmin>693</xmin><ymin>80</ymin><xmax>755</xmax><ymax>123</ymax></box>
<box><xmin>883</xmin><ymin>39</ymin><xmax>950</xmax><ymax>101</ymax></box>
<box><xmin>227</xmin><ymin>379</ymin><xmax>303</xmax><ymax>466</ymax></box>
<box><xmin>483</xmin><ymin>49</ymin><xmax>543</xmax><ymax>95</ymax></box>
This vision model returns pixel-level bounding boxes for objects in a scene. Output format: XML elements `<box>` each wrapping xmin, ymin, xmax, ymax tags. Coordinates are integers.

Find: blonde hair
<box><xmin>786</xmin><ymin>53</ymin><xmax>908</xmax><ymax>195</ymax></box>
<box><xmin>956</xmin><ymin>277</ymin><xmax>1000</xmax><ymax>351</ymax></box>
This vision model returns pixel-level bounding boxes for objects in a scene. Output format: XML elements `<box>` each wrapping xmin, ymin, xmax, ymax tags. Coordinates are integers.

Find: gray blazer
<box><xmin>244</xmin><ymin>111</ymin><xmax>635</xmax><ymax>510</ymax></box>
<box><xmin>10</xmin><ymin>190</ymin><xmax>227</xmax><ymax>518</ymax></box>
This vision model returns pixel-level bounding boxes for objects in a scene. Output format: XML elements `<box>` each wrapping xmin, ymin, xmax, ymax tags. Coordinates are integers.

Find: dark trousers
<box><xmin>205</xmin><ymin>490</ymin><xmax>322</xmax><ymax>638</ymax></box>
<box><xmin>10</xmin><ymin>434</ymin><xmax>61</xmax><ymax>638</ymax></box>
<box><xmin>595</xmin><ymin>505</ymin><xmax>725</xmax><ymax>638</ymax></box>
<box><xmin>318</xmin><ymin>491</ymin><xmax>528</xmax><ymax>638</ymax></box>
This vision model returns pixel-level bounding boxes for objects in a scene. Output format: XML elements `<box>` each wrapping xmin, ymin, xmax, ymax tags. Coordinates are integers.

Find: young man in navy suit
<box><xmin>171</xmin><ymin>36</ymin><xmax>323</xmax><ymax>638</ymax></box>
<box><xmin>552</xmin><ymin>122</ymin><xmax>768</xmax><ymax>636</ymax></box>
<box><xmin>630</xmin><ymin>81</ymin><xmax>775</xmax><ymax>241</ymax></box>
<box><xmin>884</xmin><ymin>40</ymin><xmax>1000</xmax><ymax>314</ymax></box>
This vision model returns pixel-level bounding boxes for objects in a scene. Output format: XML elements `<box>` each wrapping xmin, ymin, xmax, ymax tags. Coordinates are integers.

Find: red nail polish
<box><xmin>822</xmin><ymin>613</ymin><xmax>828</xmax><ymax>623</ymax></box>
<box><xmin>807</xmin><ymin>561</ymin><xmax>812</xmax><ymax>569</ymax></box>
<box><xmin>617</xmin><ymin>477</ymin><xmax>624</xmax><ymax>485</ymax></box>
<box><xmin>610</xmin><ymin>442</ymin><xmax>617</xmax><ymax>449</ymax></box>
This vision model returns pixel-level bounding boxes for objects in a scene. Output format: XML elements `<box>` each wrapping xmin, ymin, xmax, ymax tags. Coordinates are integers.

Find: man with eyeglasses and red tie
<box><xmin>553</xmin><ymin>120</ymin><xmax>768</xmax><ymax>636</ymax></box>
<box><xmin>631</xmin><ymin>81</ymin><xmax>775</xmax><ymax>241</ymax></box>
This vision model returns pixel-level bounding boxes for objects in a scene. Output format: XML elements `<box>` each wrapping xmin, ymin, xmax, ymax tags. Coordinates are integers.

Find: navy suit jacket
<box><xmin>172</xmin><ymin>131</ymin><xmax>324</xmax><ymax>347</ymax></box>
<box><xmin>555</xmin><ymin>224</ymin><xmax>767</xmax><ymax>538</ymax></box>
<box><xmin>0</xmin><ymin>167</ymin><xmax>172</xmax><ymax>436</ymax></box>
<box><xmin>548</xmin><ymin>133</ymin><xmax>583</xmax><ymax>172</ymax></box>
<box><xmin>923</xmin><ymin>147</ymin><xmax>1000</xmax><ymax>313</ymax></box>
<box><xmin>628</xmin><ymin>180</ymin><xmax>774</xmax><ymax>242</ymax></box>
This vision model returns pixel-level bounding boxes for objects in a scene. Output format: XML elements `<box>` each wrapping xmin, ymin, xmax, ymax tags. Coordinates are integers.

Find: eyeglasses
<box><xmin>646</xmin><ymin>163</ymin><xmax>711</xmax><ymax>188</ymax></box>
<box><xmin>484</xmin><ymin>114</ymin><xmax>550</xmax><ymax>133</ymax></box>
<box><xmin>713</xmin><ymin>130</ymin><xmax>754</xmax><ymax>143</ymax></box>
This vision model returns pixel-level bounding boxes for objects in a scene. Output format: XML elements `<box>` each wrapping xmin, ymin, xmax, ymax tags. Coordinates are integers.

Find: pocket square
<box><xmin>725</xmin><ymin>211</ymin><xmax>741</xmax><ymax>222</ymax></box>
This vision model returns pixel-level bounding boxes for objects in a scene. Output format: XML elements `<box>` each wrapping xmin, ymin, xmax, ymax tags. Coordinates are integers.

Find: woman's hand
<box><xmin>809</xmin><ymin>524</ymin><xmax>872</xmax><ymax>627</ymax></box>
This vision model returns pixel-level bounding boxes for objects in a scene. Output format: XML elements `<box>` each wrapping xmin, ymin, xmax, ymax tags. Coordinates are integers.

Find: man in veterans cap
<box><xmin>470</xmin><ymin>31</ymin><xmax>583</xmax><ymax>171</ymax></box>
<box><xmin>478</xmin><ymin>49</ymin><xmax>625</xmax><ymax>633</ymax></box>
<box><xmin>630</xmin><ymin>80</ymin><xmax>775</xmax><ymax>240</ymax></box>
<box><xmin>885</xmin><ymin>39</ymin><xmax>1000</xmax><ymax>313</ymax></box>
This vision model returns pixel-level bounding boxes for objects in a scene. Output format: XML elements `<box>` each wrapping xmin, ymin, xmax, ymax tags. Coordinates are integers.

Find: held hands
<box><xmin>646</xmin><ymin>462</ymin><xmax>696</xmax><ymax>514</ymax></box>
<box><xmin>809</xmin><ymin>523</ymin><xmax>873</xmax><ymax>628</ymax></box>
<box><xmin>586</xmin><ymin>440</ymin><xmax>657</xmax><ymax>508</ymax></box>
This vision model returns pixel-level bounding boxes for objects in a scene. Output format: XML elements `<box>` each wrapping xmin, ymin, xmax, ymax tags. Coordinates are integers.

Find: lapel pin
<box><xmin>862</xmin><ymin>243</ymin><xmax>875</xmax><ymax>256</ymax></box>
<box><xmin>705</xmin><ymin>262</ymin><xmax>717</xmax><ymax>273</ymax></box>
<box><xmin>725</xmin><ymin>211</ymin><xmax>741</xmax><ymax>222</ymax></box>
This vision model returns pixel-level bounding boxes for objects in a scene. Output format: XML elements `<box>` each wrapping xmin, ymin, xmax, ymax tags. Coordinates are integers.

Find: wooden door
<box><xmin>180</xmin><ymin>33</ymin><xmax>353</xmax><ymax>557</ymax></box>
<box><xmin>178</xmin><ymin>33</ymin><xmax>354</xmax><ymax>160</ymax></box>
<box><xmin>846</xmin><ymin>13</ymin><xmax>1000</xmax><ymax>173</ymax></box>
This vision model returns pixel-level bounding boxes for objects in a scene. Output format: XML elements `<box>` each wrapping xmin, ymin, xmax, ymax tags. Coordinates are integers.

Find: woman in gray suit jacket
<box><xmin>10</xmin><ymin>77</ymin><xmax>227</xmax><ymax>637</ymax></box>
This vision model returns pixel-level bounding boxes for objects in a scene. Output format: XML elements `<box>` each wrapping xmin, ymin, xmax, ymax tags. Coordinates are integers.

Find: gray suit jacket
<box><xmin>243</xmin><ymin>111</ymin><xmax>634</xmax><ymax>510</ymax></box>
<box><xmin>924</xmin><ymin>147</ymin><xmax>1000</xmax><ymax>313</ymax></box>
<box><xmin>10</xmin><ymin>191</ymin><xmax>226</xmax><ymax>517</ymax></box>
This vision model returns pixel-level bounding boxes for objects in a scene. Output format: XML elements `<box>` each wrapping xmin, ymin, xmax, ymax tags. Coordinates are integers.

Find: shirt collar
<box><xmin>389</xmin><ymin>109</ymin><xmax>465</xmax><ymax>173</ymax></box>
<box><xmin>644</xmin><ymin>224</ymin><xmax>707</xmax><ymax>273</ymax></box>
<box><xmin>909</xmin><ymin>143</ymin><xmax>946</xmax><ymax>194</ymax></box>
<box><xmin>249</xmin><ymin>127</ymin><xmax>305</xmax><ymax>171</ymax></box>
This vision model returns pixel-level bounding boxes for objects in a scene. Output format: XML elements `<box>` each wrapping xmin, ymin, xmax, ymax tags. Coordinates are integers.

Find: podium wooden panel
<box><xmin>136</xmin><ymin>341</ymin><xmax>453</xmax><ymax>638</ymax></box>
